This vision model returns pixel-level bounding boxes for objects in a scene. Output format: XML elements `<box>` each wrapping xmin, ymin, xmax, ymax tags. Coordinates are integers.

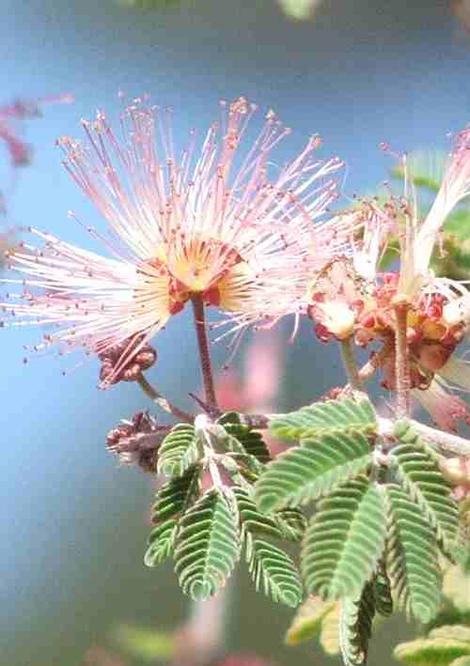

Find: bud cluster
<box><xmin>99</xmin><ymin>342</ymin><xmax>157</xmax><ymax>386</ymax></box>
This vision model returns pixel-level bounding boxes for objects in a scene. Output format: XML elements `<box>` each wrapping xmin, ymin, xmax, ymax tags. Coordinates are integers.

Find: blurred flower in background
<box><xmin>0</xmin><ymin>94</ymin><xmax>73</xmax><ymax>269</ymax></box>
<box><xmin>0</xmin><ymin>93</ymin><xmax>73</xmax><ymax>215</ymax></box>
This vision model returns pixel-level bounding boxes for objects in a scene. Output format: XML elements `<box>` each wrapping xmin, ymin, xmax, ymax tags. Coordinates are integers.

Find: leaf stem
<box><xmin>339</xmin><ymin>337</ymin><xmax>362</xmax><ymax>390</ymax></box>
<box><xmin>378</xmin><ymin>417</ymin><xmax>470</xmax><ymax>457</ymax></box>
<box><xmin>191</xmin><ymin>294</ymin><xmax>218</xmax><ymax>413</ymax></box>
<box><xmin>137</xmin><ymin>373</ymin><xmax>193</xmax><ymax>423</ymax></box>
<box><xmin>393</xmin><ymin>302</ymin><xmax>410</xmax><ymax>418</ymax></box>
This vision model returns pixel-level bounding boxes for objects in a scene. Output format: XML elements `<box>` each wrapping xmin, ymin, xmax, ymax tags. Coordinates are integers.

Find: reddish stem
<box><xmin>393</xmin><ymin>302</ymin><xmax>411</xmax><ymax>418</ymax></box>
<box><xmin>191</xmin><ymin>294</ymin><xmax>218</xmax><ymax>412</ymax></box>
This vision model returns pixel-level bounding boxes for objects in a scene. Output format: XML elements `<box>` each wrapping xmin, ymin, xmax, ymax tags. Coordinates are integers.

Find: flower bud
<box><xmin>316</xmin><ymin>301</ymin><xmax>356</xmax><ymax>340</ymax></box>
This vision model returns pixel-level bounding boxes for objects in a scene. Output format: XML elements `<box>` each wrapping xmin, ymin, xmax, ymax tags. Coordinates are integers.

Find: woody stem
<box><xmin>137</xmin><ymin>373</ymin><xmax>193</xmax><ymax>423</ymax></box>
<box><xmin>393</xmin><ymin>302</ymin><xmax>411</xmax><ymax>418</ymax></box>
<box><xmin>339</xmin><ymin>337</ymin><xmax>362</xmax><ymax>390</ymax></box>
<box><xmin>191</xmin><ymin>294</ymin><xmax>218</xmax><ymax>412</ymax></box>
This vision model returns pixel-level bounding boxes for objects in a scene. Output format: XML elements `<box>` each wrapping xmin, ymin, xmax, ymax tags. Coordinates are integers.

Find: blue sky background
<box><xmin>2</xmin><ymin>1</ymin><xmax>470</xmax><ymax>664</ymax></box>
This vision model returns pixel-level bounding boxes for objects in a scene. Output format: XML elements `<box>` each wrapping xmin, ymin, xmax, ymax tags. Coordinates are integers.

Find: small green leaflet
<box><xmin>157</xmin><ymin>424</ymin><xmax>201</xmax><ymax>477</ymax></box>
<box><xmin>255</xmin><ymin>430</ymin><xmax>372</xmax><ymax>513</ymax></box>
<box><xmin>269</xmin><ymin>394</ymin><xmax>377</xmax><ymax>442</ymax></box>
<box><xmin>174</xmin><ymin>489</ymin><xmax>240</xmax><ymax>601</ymax></box>
<box><xmin>301</xmin><ymin>477</ymin><xmax>386</xmax><ymax>599</ymax></box>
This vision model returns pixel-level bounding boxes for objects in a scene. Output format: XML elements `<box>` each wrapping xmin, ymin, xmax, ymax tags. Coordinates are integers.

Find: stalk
<box><xmin>191</xmin><ymin>294</ymin><xmax>218</xmax><ymax>412</ymax></box>
<box><xmin>137</xmin><ymin>373</ymin><xmax>193</xmax><ymax>423</ymax></box>
<box><xmin>339</xmin><ymin>337</ymin><xmax>362</xmax><ymax>390</ymax></box>
<box><xmin>393</xmin><ymin>302</ymin><xmax>411</xmax><ymax>418</ymax></box>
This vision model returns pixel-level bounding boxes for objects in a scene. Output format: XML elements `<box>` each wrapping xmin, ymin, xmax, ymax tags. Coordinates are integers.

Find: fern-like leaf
<box><xmin>218</xmin><ymin>412</ymin><xmax>271</xmax><ymax>463</ymax></box>
<box><xmin>157</xmin><ymin>424</ymin><xmax>201</xmax><ymax>477</ymax></box>
<box><xmin>174</xmin><ymin>489</ymin><xmax>240</xmax><ymax>600</ymax></box>
<box><xmin>285</xmin><ymin>596</ymin><xmax>337</xmax><ymax>645</ymax></box>
<box><xmin>392</xmin><ymin>421</ymin><xmax>459</xmax><ymax>556</ymax></box>
<box><xmin>386</xmin><ymin>483</ymin><xmax>442</xmax><ymax>623</ymax></box>
<box><xmin>302</xmin><ymin>478</ymin><xmax>386</xmax><ymax>599</ymax></box>
<box><xmin>374</xmin><ymin>561</ymin><xmax>393</xmax><ymax>617</ymax></box>
<box><xmin>274</xmin><ymin>508</ymin><xmax>307</xmax><ymax>542</ymax></box>
<box><xmin>270</xmin><ymin>395</ymin><xmax>376</xmax><ymax>442</ymax></box>
<box><xmin>394</xmin><ymin>626</ymin><xmax>470</xmax><ymax>666</ymax></box>
<box><xmin>233</xmin><ymin>487</ymin><xmax>283</xmax><ymax>540</ymax></box>
<box><xmin>144</xmin><ymin>466</ymin><xmax>200</xmax><ymax>566</ymax></box>
<box><xmin>339</xmin><ymin>582</ymin><xmax>376</xmax><ymax>666</ymax></box>
<box><xmin>234</xmin><ymin>488</ymin><xmax>302</xmax><ymax>606</ymax></box>
<box><xmin>246</xmin><ymin>537</ymin><xmax>302</xmax><ymax>607</ymax></box>
<box><xmin>145</xmin><ymin>520</ymin><xmax>178</xmax><ymax>567</ymax></box>
<box><xmin>255</xmin><ymin>431</ymin><xmax>372</xmax><ymax>513</ymax></box>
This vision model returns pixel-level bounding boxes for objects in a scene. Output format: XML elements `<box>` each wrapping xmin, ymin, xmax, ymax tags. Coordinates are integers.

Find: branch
<box><xmin>378</xmin><ymin>417</ymin><xmax>470</xmax><ymax>457</ymax></box>
<box><xmin>137</xmin><ymin>373</ymin><xmax>193</xmax><ymax>423</ymax></box>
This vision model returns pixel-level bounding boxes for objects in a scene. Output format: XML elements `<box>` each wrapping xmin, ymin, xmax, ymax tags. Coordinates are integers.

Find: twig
<box><xmin>340</xmin><ymin>337</ymin><xmax>362</xmax><ymax>390</ymax></box>
<box><xmin>358</xmin><ymin>339</ymin><xmax>394</xmax><ymax>381</ymax></box>
<box><xmin>378</xmin><ymin>417</ymin><xmax>470</xmax><ymax>457</ymax></box>
<box><xmin>137</xmin><ymin>373</ymin><xmax>193</xmax><ymax>423</ymax></box>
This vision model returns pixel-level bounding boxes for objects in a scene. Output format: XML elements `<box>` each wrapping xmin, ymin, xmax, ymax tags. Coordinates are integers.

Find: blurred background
<box><xmin>2</xmin><ymin>1</ymin><xmax>470</xmax><ymax>664</ymax></box>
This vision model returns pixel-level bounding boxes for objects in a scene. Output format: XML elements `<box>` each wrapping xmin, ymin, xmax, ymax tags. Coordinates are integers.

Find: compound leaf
<box><xmin>392</xmin><ymin>421</ymin><xmax>459</xmax><ymax>557</ymax></box>
<box><xmin>218</xmin><ymin>412</ymin><xmax>271</xmax><ymax>463</ymax></box>
<box><xmin>339</xmin><ymin>582</ymin><xmax>376</xmax><ymax>666</ymax></box>
<box><xmin>157</xmin><ymin>424</ymin><xmax>201</xmax><ymax>477</ymax></box>
<box><xmin>285</xmin><ymin>596</ymin><xmax>337</xmax><ymax>645</ymax></box>
<box><xmin>302</xmin><ymin>478</ymin><xmax>386</xmax><ymax>599</ymax></box>
<box><xmin>255</xmin><ymin>431</ymin><xmax>372</xmax><ymax>513</ymax></box>
<box><xmin>386</xmin><ymin>483</ymin><xmax>442</xmax><ymax>623</ymax></box>
<box><xmin>270</xmin><ymin>394</ymin><xmax>376</xmax><ymax>442</ymax></box>
<box><xmin>144</xmin><ymin>465</ymin><xmax>200</xmax><ymax>566</ymax></box>
<box><xmin>174</xmin><ymin>489</ymin><xmax>240</xmax><ymax>600</ymax></box>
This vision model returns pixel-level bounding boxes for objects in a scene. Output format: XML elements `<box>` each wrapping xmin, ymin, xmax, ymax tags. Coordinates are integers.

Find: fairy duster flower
<box><xmin>2</xmin><ymin>96</ymin><xmax>345</xmax><ymax>379</ymax></box>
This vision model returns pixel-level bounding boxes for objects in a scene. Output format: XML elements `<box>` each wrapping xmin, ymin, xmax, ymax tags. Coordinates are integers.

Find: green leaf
<box><xmin>234</xmin><ymin>487</ymin><xmax>302</xmax><ymax>607</ymax></box>
<box><xmin>274</xmin><ymin>508</ymin><xmax>307</xmax><ymax>541</ymax></box>
<box><xmin>233</xmin><ymin>487</ymin><xmax>284</xmax><ymax>540</ymax></box>
<box><xmin>429</xmin><ymin>626</ymin><xmax>470</xmax><ymax>643</ymax></box>
<box><xmin>246</xmin><ymin>537</ymin><xmax>302</xmax><ymax>607</ymax></box>
<box><xmin>157</xmin><ymin>424</ymin><xmax>201</xmax><ymax>477</ymax></box>
<box><xmin>218</xmin><ymin>412</ymin><xmax>271</xmax><ymax>463</ymax></box>
<box><xmin>144</xmin><ymin>466</ymin><xmax>201</xmax><ymax>567</ymax></box>
<box><xmin>374</xmin><ymin>561</ymin><xmax>393</xmax><ymax>617</ymax></box>
<box><xmin>394</xmin><ymin>633</ymin><xmax>470</xmax><ymax>666</ymax></box>
<box><xmin>443</xmin><ymin>563</ymin><xmax>470</xmax><ymax>612</ymax></box>
<box><xmin>320</xmin><ymin>604</ymin><xmax>341</xmax><ymax>655</ymax></box>
<box><xmin>145</xmin><ymin>467</ymin><xmax>200</xmax><ymax>567</ymax></box>
<box><xmin>302</xmin><ymin>478</ymin><xmax>386</xmax><ymax>599</ymax></box>
<box><xmin>285</xmin><ymin>596</ymin><xmax>337</xmax><ymax>645</ymax></box>
<box><xmin>339</xmin><ymin>582</ymin><xmax>376</xmax><ymax>666</ymax></box>
<box><xmin>443</xmin><ymin>210</ymin><xmax>470</xmax><ymax>241</ymax></box>
<box><xmin>391</xmin><ymin>151</ymin><xmax>444</xmax><ymax>193</ymax></box>
<box><xmin>174</xmin><ymin>489</ymin><xmax>240</xmax><ymax>600</ymax></box>
<box><xmin>451</xmin><ymin>658</ymin><xmax>470</xmax><ymax>666</ymax></box>
<box><xmin>386</xmin><ymin>484</ymin><xmax>442</xmax><ymax>623</ymax></box>
<box><xmin>145</xmin><ymin>520</ymin><xmax>178</xmax><ymax>567</ymax></box>
<box><xmin>392</xmin><ymin>421</ymin><xmax>459</xmax><ymax>556</ymax></box>
<box><xmin>151</xmin><ymin>465</ymin><xmax>201</xmax><ymax>523</ymax></box>
<box><xmin>269</xmin><ymin>394</ymin><xmax>376</xmax><ymax>442</ymax></box>
<box><xmin>254</xmin><ymin>430</ymin><xmax>372</xmax><ymax>513</ymax></box>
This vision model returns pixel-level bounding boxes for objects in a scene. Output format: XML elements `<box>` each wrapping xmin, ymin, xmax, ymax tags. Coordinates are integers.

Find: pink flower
<box><xmin>0</xmin><ymin>94</ymin><xmax>73</xmax><ymax>213</ymax></box>
<box><xmin>2</xmin><ymin>96</ymin><xmax>343</xmax><ymax>378</ymax></box>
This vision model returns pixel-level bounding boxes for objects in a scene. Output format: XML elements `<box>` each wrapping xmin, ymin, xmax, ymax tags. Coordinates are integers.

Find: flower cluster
<box><xmin>1</xmin><ymin>96</ymin><xmax>355</xmax><ymax>382</ymax></box>
<box><xmin>2</xmin><ymin>96</ymin><xmax>470</xmax><ymax>431</ymax></box>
